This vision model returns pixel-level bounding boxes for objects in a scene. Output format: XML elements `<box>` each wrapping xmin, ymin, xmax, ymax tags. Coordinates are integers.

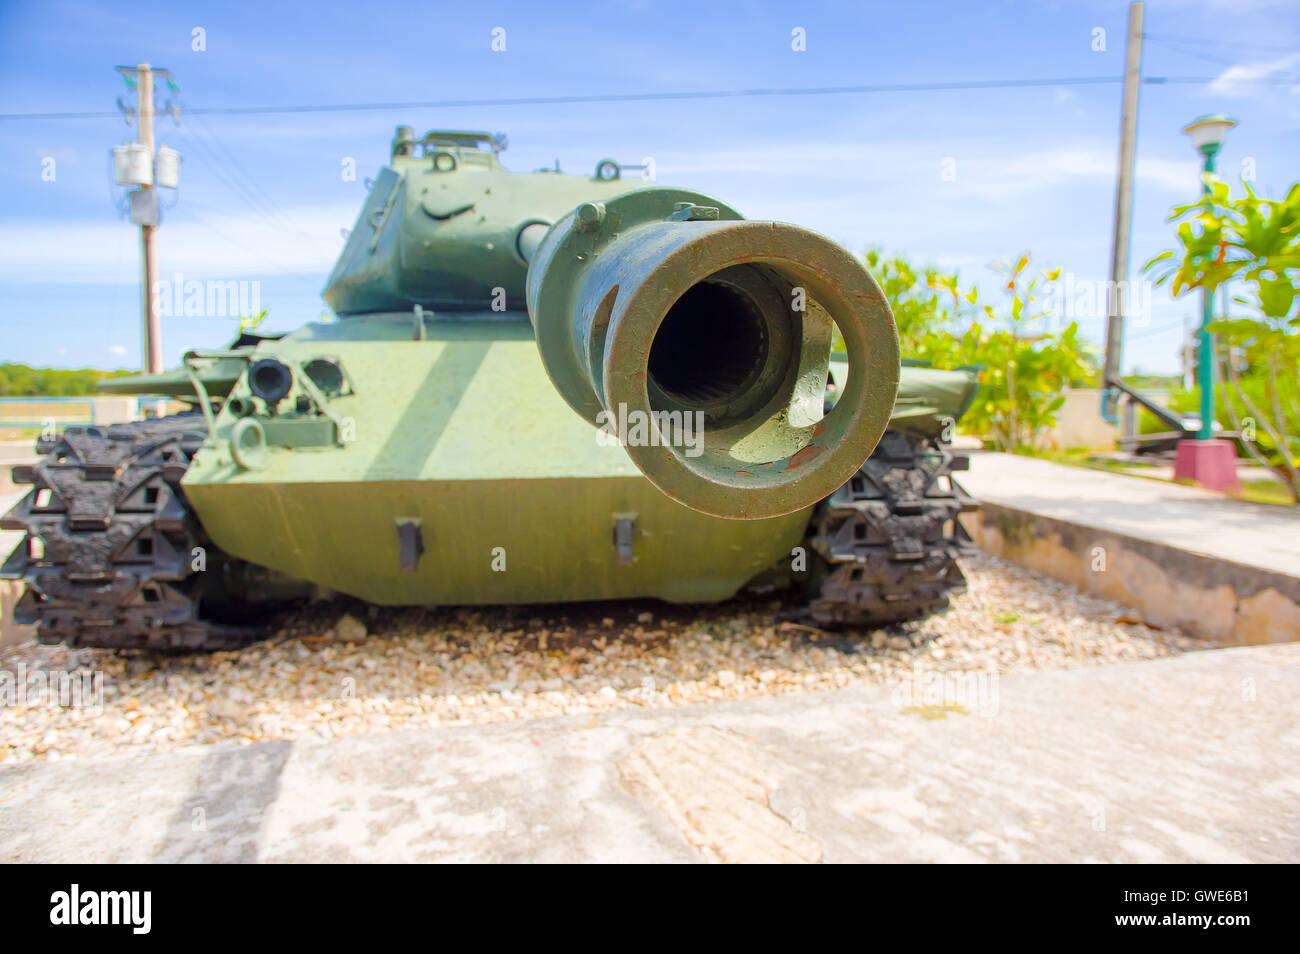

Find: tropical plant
<box><xmin>1145</xmin><ymin>177</ymin><xmax>1300</xmax><ymax>501</ymax></box>
<box><xmin>862</xmin><ymin>250</ymin><xmax>1098</xmax><ymax>452</ymax></box>
<box><xmin>238</xmin><ymin>308</ymin><xmax>268</xmax><ymax>334</ymax></box>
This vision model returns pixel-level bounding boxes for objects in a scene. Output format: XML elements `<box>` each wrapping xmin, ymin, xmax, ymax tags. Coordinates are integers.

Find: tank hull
<box><xmin>180</xmin><ymin>313</ymin><xmax>809</xmax><ymax>606</ymax></box>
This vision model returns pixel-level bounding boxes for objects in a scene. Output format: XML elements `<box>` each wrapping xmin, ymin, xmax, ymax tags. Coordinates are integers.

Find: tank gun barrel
<box><xmin>526</xmin><ymin>187</ymin><xmax>900</xmax><ymax>520</ymax></box>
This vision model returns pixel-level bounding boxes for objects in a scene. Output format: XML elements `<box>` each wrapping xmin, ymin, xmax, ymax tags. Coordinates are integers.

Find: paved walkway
<box><xmin>1</xmin><ymin>644</ymin><xmax>1296</xmax><ymax>863</ymax></box>
<box><xmin>960</xmin><ymin>452</ymin><xmax>1300</xmax><ymax>580</ymax></box>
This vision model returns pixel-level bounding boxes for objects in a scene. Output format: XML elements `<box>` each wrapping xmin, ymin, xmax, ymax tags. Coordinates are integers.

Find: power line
<box><xmin>189</xmin><ymin>111</ymin><xmax>312</xmax><ymax>233</ymax></box>
<box><xmin>5</xmin><ymin>73</ymin><xmax>1298</xmax><ymax>122</ymax></box>
<box><xmin>173</xmin><ymin>118</ymin><xmax>323</xmax><ymax>243</ymax></box>
<box><xmin>1144</xmin><ymin>37</ymin><xmax>1243</xmax><ymax>69</ymax></box>
<box><xmin>1144</xmin><ymin>32</ymin><xmax>1300</xmax><ymax>55</ymax></box>
<box><xmin>164</xmin><ymin>202</ymin><xmax>312</xmax><ymax>277</ymax></box>
<box><xmin>1126</xmin><ymin>317</ymin><xmax>1188</xmax><ymax>342</ymax></box>
<box><xmin>1142</xmin><ymin>75</ymin><xmax>1296</xmax><ymax>85</ymax></box>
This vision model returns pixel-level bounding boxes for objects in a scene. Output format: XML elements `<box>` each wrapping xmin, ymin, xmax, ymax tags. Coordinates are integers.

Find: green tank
<box><xmin>2</xmin><ymin>129</ymin><xmax>979</xmax><ymax>651</ymax></box>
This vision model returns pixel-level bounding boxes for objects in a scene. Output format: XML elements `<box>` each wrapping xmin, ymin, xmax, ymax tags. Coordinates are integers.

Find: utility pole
<box><xmin>1100</xmin><ymin>1</ymin><xmax>1143</xmax><ymax>424</ymax></box>
<box><xmin>138</xmin><ymin>64</ymin><xmax>160</xmax><ymax>374</ymax></box>
<box><xmin>113</xmin><ymin>64</ymin><xmax>179</xmax><ymax>375</ymax></box>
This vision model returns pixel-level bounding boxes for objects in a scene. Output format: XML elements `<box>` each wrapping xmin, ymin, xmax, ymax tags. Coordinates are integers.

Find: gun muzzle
<box><xmin>526</xmin><ymin>187</ymin><xmax>899</xmax><ymax>520</ymax></box>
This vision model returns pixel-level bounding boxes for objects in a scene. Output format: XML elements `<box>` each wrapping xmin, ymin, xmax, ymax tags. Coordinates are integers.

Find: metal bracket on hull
<box><xmin>396</xmin><ymin>518</ymin><xmax>424</xmax><ymax>573</ymax></box>
<box><xmin>613</xmin><ymin>514</ymin><xmax>637</xmax><ymax>567</ymax></box>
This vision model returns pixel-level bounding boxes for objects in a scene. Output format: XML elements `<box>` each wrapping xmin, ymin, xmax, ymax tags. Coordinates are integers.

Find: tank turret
<box><xmin>325</xmin><ymin>130</ymin><xmax>900</xmax><ymax>519</ymax></box>
<box><xmin>323</xmin><ymin>130</ymin><xmax>642</xmax><ymax>314</ymax></box>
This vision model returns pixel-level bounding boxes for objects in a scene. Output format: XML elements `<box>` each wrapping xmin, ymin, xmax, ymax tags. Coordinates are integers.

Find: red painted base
<box><xmin>1173</xmin><ymin>439</ymin><xmax>1241</xmax><ymax>493</ymax></box>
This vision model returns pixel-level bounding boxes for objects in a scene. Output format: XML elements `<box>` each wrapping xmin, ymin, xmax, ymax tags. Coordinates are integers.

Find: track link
<box><xmin>807</xmin><ymin>430</ymin><xmax>978</xmax><ymax>627</ymax></box>
<box><xmin>1</xmin><ymin>414</ymin><xmax>256</xmax><ymax>652</ymax></box>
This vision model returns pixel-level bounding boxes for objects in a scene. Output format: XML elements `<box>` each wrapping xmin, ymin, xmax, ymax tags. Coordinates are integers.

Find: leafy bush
<box><xmin>862</xmin><ymin>250</ymin><xmax>1099</xmax><ymax>452</ymax></box>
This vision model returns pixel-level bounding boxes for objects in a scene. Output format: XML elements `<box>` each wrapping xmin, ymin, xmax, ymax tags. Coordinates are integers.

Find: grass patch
<box><xmin>1233</xmin><ymin>480</ymin><xmax>1298</xmax><ymax>507</ymax></box>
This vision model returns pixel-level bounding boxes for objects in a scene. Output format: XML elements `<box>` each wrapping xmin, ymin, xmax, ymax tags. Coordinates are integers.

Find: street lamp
<box><xmin>1183</xmin><ymin>114</ymin><xmax>1235</xmax><ymax>157</ymax></box>
<box><xmin>1173</xmin><ymin>114</ymin><xmax>1240</xmax><ymax>492</ymax></box>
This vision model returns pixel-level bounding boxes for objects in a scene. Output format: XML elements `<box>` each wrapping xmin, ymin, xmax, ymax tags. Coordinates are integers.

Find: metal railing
<box><xmin>0</xmin><ymin>396</ymin><xmax>168</xmax><ymax>429</ymax></box>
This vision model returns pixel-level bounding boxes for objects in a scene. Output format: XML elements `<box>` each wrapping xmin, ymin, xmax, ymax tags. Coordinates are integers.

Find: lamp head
<box><xmin>1182</xmin><ymin>114</ymin><xmax>1236</xmax><ymax>157</ymax></box>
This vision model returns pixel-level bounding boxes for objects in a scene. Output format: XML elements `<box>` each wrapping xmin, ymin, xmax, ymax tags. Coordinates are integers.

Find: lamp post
<box><xmin>1173</xmin><ymin>114</ymin><xmax>1240</xmax><ymax>493</ymax></box>
<box><xmin>1184</xmin><ymin>115</ymin><xmax>1234</xmax><ymax>440</ymax></box>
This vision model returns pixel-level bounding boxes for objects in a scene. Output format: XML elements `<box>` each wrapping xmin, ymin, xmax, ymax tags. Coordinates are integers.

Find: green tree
<box><xmin>0</xmin><ymin>364</ymin><xmax>133</xmax><ymax>396</ymax></box>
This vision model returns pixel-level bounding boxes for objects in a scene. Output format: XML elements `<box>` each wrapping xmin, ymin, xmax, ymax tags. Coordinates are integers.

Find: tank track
<box><xmin>2</xmin><ymin>418</ymin><xmax>976</xmax><ymax>651</ymax></box>
<box><xmin>806</xmin><ymin>430</ymin><xmax>978</xmax><ymax>627</ymax></box>
<box><xmin>1</xmin><ymin>413</ymin><xmax>257</xmax><ymax>652</ymax></box>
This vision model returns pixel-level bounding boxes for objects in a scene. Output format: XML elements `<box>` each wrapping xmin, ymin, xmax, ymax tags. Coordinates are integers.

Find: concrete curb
<box><xmin>964</xmin><ymin>504</ymin><xmax>1300</xmax><ymax>643</ymax></box>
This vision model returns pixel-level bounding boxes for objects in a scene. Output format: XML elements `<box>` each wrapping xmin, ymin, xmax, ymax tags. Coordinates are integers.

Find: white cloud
<box><xmin>1210</xmin><ymin>52</ymin><xmax>1300</xmax><ymax>97</ymax></box>
<box><xmin>934</xmin><ymin>148</ymin><xmax>1198</xmax><ymax>202</ymax></box>
<box><xmin>107</xmin><ymin>345</ymin><xmax>126</xmax><ymax>357</ymax></box>
<box><xmin>659</xmin><ymin>138</ymin><xmax>1198</xmax><ymax>206</ymax></box>
<box><xmin>0</xmin><ymin>203</ymin><xmax>352</xmax><ymax>284</ymax></box>
<box><xmin>1134</xmin><ymin>156</ymin><xmax>1202</xmax><ymax>194</ymax></box>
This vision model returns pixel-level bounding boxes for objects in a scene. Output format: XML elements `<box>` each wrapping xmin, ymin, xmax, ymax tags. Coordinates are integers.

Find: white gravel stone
<box><xmin>0</xmin><ymin>552</ymin><xmax>1205</xmax><ymax>763</ymax></box>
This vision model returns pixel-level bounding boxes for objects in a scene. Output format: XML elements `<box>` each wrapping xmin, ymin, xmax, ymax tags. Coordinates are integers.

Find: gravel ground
<box><xmin>0</xmin><ymin>551</ymin><xmax>1206</xmax><ymax>764</ymax></box>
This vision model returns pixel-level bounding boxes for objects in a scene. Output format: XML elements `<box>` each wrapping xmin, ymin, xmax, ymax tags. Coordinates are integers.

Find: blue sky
<box><xmin>1</xmin><ymin>0</ymin><xmax>1297</xmax><ymax>375</ymax></box>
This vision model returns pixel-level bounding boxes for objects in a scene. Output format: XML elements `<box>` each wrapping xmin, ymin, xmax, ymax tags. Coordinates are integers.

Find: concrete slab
<box><xmin>0</xmin><ymin>446</ymin><xmax>37</xmax><ymax>495</ymax></box>
<box><xmin>1</xmin><ymin>644</ymin><xmax>1296</xmax><ymax>863</ymax></box>
<box><xmin>959</xmin><ymin>452</ymin><xmax>1300</xmax><ymax>642</ymax></box>
<box><xmin>0</xmin><ymin>489</ymin><xmax>31</xmax><ymax>648</ymax></box>
<box><xmin>0</xmin><ymin>441</ymin><xmax>39</xmax><ymax>461</ymax></box>
<box><xmin>1</xmin><ymin>488</ymin><xmax>26</xmax><ymax>558</ymax></box>
<box><xmin>960</xmin><ymin>452</ymin><xmax>1300</xmax><ymax>579</ymax></box>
